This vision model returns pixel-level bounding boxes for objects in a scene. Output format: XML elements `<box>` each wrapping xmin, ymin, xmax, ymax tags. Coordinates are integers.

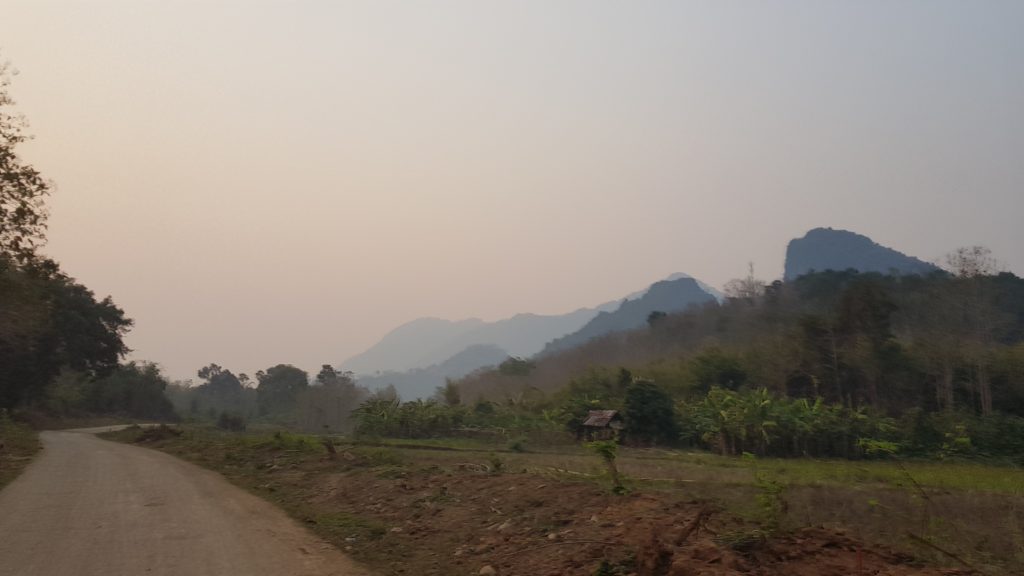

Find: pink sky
<box><xmin>2</xmin><ymin>1</ymin><xmax>1021</xmax><ymax>380</ymax></box>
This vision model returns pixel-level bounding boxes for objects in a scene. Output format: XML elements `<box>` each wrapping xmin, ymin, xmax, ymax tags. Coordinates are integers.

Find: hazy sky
<box><xmin>2</xmin><ymin>1</ymin><xmax>1022</xmax><ymax>381</ymax></box>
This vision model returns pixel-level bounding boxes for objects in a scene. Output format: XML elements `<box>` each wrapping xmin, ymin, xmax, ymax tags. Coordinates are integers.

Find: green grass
<box><xmin>318</xmin><ymin>436</ymin><xmax>1024</xmax><ymax>496</ymax></box>
<box><xmin>0</xmin><ymin>417</ymin><xmax>40</xmax><ymax>489</ymax></box>
<box><xmin>649</xmin><ymin>450</ymin><xmax>1024</xmax><ymax>495</ymax></box>
<box><xmin>340</xmin><ymin>435</ymin><xmax>533</xmax><ymax>453</ymax></box>
<box><xmin>278</xmin><ymin>432</ymin><xmax>1024</xmax><ymax>495</ymax></box>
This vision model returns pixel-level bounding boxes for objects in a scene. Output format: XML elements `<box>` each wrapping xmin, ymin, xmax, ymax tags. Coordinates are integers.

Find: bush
<box><xmin>508</xmin><ymin>437</ymin><xmax>528</xmax><ymax>452</ymax></box>
<box><xmin>216</xmin><ymin>411</ymin><xmax>246</xmax><ymax>431</ymax></box>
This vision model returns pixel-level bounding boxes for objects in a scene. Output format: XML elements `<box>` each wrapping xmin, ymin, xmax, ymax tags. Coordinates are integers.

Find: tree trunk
<box><xmin>977</xmin><ymin>364</ymin><xmax>993</xmax><ymax>416</ymax></box>
<box><xmin>938</xmin><ymin>360</ymin><xmax>955</xmax><ymax>411</ymax></box>
<box><xmin>828</xmin><ymin>327</ymin><xmax>842</xmax><ymax>403</ymax></box>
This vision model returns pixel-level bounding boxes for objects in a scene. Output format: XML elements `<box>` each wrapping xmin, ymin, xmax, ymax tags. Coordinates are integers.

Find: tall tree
<box><xmin>255</xmin><ymin>364</ymin><xmax>309</xmax><ymax>416</ymax></box>
<box><xmin>623</xmin><ymin>379</ymin><xmax>678</xmax><ymax>445</ymax></box>
<box><xmin>0</xmin><ymin>259</ymin><xmax>131</xmax><ymax>408</ymax></box>
<box><xmin>723</xmin><ymin>262</ymin><xmax>766</xmax><ymax>302</ymax></box>
<box><xmin>193</xmin><ymin>363</ymin><xmax>249</xmax><ymax>415</ymax></box>
<box><xmin>836</xmin><ymin>279</ymin><xmax>899</xmax><ymax>406</ymax></box>
<box><xmin>298</xmin><ymin>365</ymin><xmax>368</xmax><ymax>432</ymax></box>
<box><xmin>0</xmin><ymin>58</ymin><xmax>132</xmax><ymax>412</ymax></box>
<box><xmin>0</xmin><ymin>59</ymin><xmax>50</xmax><ymax>262</ymax></box>
<box><xmin>941</xmin><ymin>247</ymin><xmax>1007</xmax><ymax>415</ymax></box>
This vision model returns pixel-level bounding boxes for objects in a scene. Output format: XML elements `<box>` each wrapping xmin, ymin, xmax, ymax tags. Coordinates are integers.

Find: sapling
<box><xmin>587</xmin><ymin>440</ymin><xmax>625</xmax><ymax>494</ymax></box>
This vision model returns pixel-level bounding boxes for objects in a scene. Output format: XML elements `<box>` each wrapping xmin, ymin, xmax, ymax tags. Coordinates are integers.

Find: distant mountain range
<box><xmin>540</xmin><ymin>276</ymin><xmax>718</xmax><ymax>356</ymax></box>
<box><xmin>785</xmin><ymin>227</ymin><xmax>939</xmax><ymax>280</ymax></box>
<box><xmin>341</xmin><ymin>307</ymin><xmax>615</xmax><ymax>376</ymax></box>
<box><xmin>354</xmin><ymin>344</ymin><xmax>510</xmax><ymax>401</ymax></box>
<box><xmin>345</xmin><ymin>228</ymin><xmax>943</xmax><ymax>399</ymax></box>
<box><xmin>342</xmin><ymin>274</ymin><xmax>720</xmax><ymax>398</ymax></box>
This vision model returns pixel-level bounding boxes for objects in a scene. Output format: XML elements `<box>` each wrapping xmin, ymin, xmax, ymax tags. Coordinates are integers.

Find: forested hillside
<box><xmin>541</xmin><ymin>276</ymin><xmax>718</xmax><ymax>356</ymax></box>
<box><xmin>443</xmin><ymin>258</ymin><xmax>1024</xmax><ymax>459</ymax></box>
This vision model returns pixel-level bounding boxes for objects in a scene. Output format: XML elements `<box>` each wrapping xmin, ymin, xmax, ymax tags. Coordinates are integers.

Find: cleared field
<box><xmin>104</xmin><ymin>426</ymin><xmax>1022</xmax><ymax>575</ymax></box>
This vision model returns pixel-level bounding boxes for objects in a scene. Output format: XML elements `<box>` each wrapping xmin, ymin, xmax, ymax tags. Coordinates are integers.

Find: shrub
<box><xmin>216</xmin><ymin>411</ymin><xmax>246</xmax><ymax>431</ymax></box>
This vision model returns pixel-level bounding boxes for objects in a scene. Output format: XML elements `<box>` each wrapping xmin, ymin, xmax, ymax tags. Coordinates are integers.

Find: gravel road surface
<box><xmin>0</xmin><ymin>429</ymin><xmax>370</xmax><ymax>576</ymax></box>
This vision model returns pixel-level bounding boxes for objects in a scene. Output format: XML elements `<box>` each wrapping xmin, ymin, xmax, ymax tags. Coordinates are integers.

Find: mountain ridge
<box><xmin>540</xmin><ymin>276</ymin><xmax>718</xmax><ymax>356</ymax></box>
<box><xmin>785</xmin><ymin>227</ymin><xmax>940</xmax><ymax>281</ymax></box>
<box><xmin>356</xmin><ymin>344</ymin><xmax>510</xmax><ymax>401</ymax></box>
<box><xmin>342</xmin><ymin>273</ymin><xmax>715</xmax><ymax>377</ymax></box>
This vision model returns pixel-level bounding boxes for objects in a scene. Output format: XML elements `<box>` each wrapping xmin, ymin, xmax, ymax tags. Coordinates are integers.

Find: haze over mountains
<box><xmin>342</xmin><ymin>274</ymin><xmax>722</xmax><ymax>398</ymax></box>
<box><xmin>342</xmin><ymin>273</ymin><xmax>726</xmax><ymax>378</ymax></box>
<box><xmin>344</xmin><ymin>228</ymin><xmax>946</xmax><ymax>399</ymax></box>
<box><xmin>341</xmin><ymin>307</ymin><xmax>613</xmax><ymax>376</ymax></box>
<box><xmin>353</xmin><ymin>344</ymin><xmax>512</xmax><ymax>400</ymax></box>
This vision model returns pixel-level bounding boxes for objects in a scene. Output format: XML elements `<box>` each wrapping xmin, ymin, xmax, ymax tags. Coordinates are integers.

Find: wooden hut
<box><xmin>581</xmin><ymin>409</ymin><xmax>624</xmax><ymax>441</ymax></box>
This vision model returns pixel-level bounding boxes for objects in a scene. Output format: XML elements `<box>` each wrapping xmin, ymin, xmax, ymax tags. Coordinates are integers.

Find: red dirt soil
<box><xmin>125</xmin><ymin>430</ymin><xmax>980</xmax><ymax>576</ymax></box>
<box><xmin>301</xmin><ymin>459</ymin><xmax>975</xmax><ymax>576</ymax></box>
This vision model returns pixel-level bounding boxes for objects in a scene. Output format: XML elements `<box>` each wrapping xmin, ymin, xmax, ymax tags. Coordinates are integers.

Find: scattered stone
<box><xmin>479</xmin><ymin>565</ymin><xmax>497</xmax><ymax>575</ymax></box>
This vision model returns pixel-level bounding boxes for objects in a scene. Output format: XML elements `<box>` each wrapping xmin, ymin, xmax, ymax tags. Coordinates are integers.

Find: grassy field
<box><xmin>0</xmin><ymin>416</ymin><xmax>40</xmax><ymax>490</ymax></box>
<box><xmin>104</xmin><ymin>426</ymin><xmax>1023</xmax><ymax>575</ymax></box>
<box><xmin>528</xmin><ymin>446</ymin><xmax>1024</xmax><ymax>495</ymax></box>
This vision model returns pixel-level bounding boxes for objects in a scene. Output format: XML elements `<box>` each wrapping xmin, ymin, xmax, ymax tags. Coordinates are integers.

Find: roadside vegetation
<box><xmin>0</xmin><ymin>412</ymin><xmax>39</xmax><ymax>489</ymax></box>
<box><xmin>105</xmin><ymin>425</ymin><xmax>1020</xmax><ymax>575</ymax></box>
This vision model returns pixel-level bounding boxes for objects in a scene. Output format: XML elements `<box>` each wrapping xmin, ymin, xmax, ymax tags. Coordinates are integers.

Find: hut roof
<box><xmin>583</xmin><ymin>410</ymin><xmax>620</xmax><ymax>428</ymax></box>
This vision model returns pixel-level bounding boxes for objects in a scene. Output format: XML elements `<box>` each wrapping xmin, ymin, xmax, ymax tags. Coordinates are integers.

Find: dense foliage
<box><xmin>0</xmin><ymin>258</ymin><xmax>133</xmax><ymax>408</ymax></box>
<box><xmin>256</xmin><ymin>364</ymin><xmax>309</xmax><ymax>416</ymax></box>
<box><xmin>167</xmin><ymin>363</ymin><xmax>370</xmax><ymax>433</ymax></box>
<box><xmin>45</xmin><ymin>362</ymin><xmax>176</xmax><ymax>420</ymax></box>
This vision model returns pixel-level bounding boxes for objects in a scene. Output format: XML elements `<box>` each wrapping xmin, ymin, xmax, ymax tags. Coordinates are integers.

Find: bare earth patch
<box><xmin>105</xmin><ymin>427</ymin><xmax>998</xmax><ymax>576</ymax></box>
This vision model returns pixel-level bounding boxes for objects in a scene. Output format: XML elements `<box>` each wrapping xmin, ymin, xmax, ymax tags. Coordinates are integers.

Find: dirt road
<box><xmin>0</xmin><ymin>429</ymin><xmax>370</xmax><ymax>576</ymax></box>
